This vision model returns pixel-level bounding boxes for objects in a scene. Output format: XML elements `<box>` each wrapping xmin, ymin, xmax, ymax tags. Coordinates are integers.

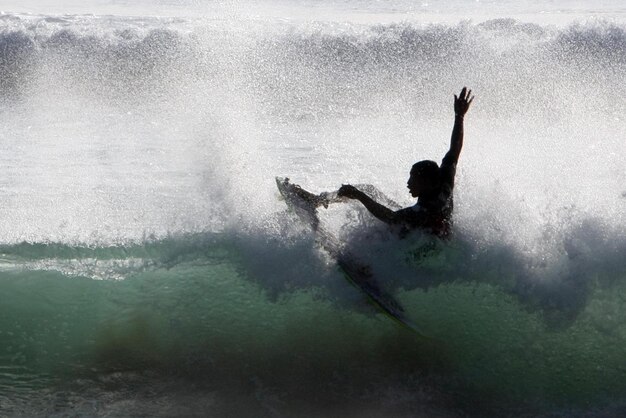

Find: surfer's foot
<box><xmin>285</xmin><ymin>178</ymin><xmax>329</xmax><ymax>208</ymax></box>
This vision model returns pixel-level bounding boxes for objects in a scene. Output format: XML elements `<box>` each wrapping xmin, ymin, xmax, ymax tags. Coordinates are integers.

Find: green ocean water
<box><xmin>1</xmin><ymin>234</ymin><xmax>625</xmax><ymax>417</ymax></box>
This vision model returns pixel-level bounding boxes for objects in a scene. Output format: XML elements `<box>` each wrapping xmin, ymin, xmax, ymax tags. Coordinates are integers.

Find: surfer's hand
<box><xmin>338</xmin><ymin>184</ymin><xmax>361</xmax><ymax>199</ymax></box>
<box><xmin>454</xmin><ymin>87</ymin><xmax>474</xmax><ymax>116</ymax></box>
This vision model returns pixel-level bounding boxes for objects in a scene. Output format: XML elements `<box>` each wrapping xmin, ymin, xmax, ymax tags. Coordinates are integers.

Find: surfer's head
<box><xmin>408</xmin><ymin>160</ymin><xmax>440</xmax><ymax>198</ymax></box>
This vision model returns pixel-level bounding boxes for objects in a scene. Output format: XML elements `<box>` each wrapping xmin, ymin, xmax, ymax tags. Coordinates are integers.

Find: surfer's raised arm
<box><xmin>443</xmin><ymin>87</ymin><xmax>473</xmax><ymax>165</ymax></box>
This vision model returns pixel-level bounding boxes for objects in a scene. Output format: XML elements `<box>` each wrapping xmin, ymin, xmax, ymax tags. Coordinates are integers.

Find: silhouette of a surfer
<box><xmin>286</xmin><ymin>87</ymin><xmax>473</xmax><ymax>238</ymax></box>
<box><xmin>337</xmin><ymin>87</ymin><xmax>474</xmax><ymax>238</ymax></box>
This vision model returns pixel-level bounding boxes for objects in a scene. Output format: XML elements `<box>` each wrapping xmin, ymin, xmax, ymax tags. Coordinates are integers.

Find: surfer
<box><xmin>337</xmin><ymin>87</ymin><xmax>474</xmax><ymax>238</ymax></box>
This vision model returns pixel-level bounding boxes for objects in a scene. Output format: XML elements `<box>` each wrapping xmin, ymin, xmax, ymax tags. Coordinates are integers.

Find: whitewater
<box><xmin>1</xmin><ymin>1</ymin><xmax>626</xmax><ymax>416</ymax></box>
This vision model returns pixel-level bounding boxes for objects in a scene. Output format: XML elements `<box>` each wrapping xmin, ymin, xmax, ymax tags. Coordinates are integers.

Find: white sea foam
<box><xmin>0</xmin><ymin>13</ymin><xmax>624</xmax><ymax>257</ymax></box>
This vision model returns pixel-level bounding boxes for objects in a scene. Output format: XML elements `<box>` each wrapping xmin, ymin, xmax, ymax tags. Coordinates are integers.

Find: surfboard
<box><xmin>276</xmin><ymin>177</ymin><xmax>427</xmax><ymax>336</ymax></box>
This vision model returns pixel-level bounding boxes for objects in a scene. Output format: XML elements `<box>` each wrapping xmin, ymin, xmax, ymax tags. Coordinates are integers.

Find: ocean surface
<box><xmin>1</xmin><ymin>1</ymin><xmax>626</xmax><ymax>416</ymax></box>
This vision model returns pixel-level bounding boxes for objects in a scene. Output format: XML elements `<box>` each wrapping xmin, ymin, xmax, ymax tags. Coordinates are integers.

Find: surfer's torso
<box><xmin>394</xmin><ymin>155</ymin><xmax>456</xmax><ymax>238</ymax></box>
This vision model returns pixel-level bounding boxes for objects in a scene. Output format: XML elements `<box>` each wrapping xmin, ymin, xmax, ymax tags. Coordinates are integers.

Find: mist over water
<box><xmin>1</xmin><ymin>2</ymin><xmax>626</xmax><ymax>417</ymax></box>
<box><xmin>2</xmin><ymin>13</ymin><xmax>625</xmax><ymax>245</ymax></box>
